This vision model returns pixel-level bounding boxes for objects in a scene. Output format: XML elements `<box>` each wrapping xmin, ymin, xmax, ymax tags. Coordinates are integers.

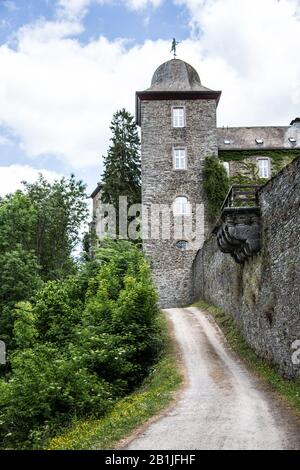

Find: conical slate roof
<box><xmin>135</xmin><ymin>57</ymin><xmax>221</xmax><ymax>125</ymax></box>
<box><xmin>147</xmin><ymin>58</ymin><xmax>213</xmax><ymax>92</ymax></box>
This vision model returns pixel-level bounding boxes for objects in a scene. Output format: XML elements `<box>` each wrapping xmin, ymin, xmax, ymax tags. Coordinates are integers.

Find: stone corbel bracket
<box><xmin>216</xmin><ymin>208</ymin><xmax>261</xmax><ymax>264</ymax></box>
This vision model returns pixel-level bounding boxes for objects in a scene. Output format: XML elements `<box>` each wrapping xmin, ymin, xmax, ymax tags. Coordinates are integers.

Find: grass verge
<box><xmin>46</xmin><ymin>313</ymin><xmax>182</xmax><ymax>450</ymax></box>
<box><xmin>193</xmin><ymin>299</ymin><xmax>300</xmax><ymax>414</ymax></box>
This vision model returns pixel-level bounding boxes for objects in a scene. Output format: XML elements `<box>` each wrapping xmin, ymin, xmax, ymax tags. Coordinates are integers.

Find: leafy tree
<box><xmin>0</xmin><ymin>191</ymin><xmax>37</xmax><ymax>253</ymax></box>
<box><xmin>0</xmin><ymin>175</ymin><xmax>88</xmax><ymax>280</ymax></box>
<box><xmin>0</xmin><ymin>247</ymin><xmax>41</xmax><ymax>350</ymax></box>
<box><xmin>0</xmin><ymin>175</ymin><xmax>88</xmax><ymax>354</ymax></box>
<box><xmin>13</xmin><ymin>302</ymin><xmax>38</xmax><ymax>350</ymax></box>
<box><xmin>101</xmin><ymin>109</ymin><xmax>141</xmax><ymax>220</ymax></box>
<box><xmin>80</xmin><ymin>239</ymin><xmax>161</xmax><ymax>389</ymax></box>
<box><xmin>22</xmin><ymin>174</ymin><xmax>88</xmax><ymax>279</ymax></box>
<box><xmin>33</xmin><ymin>277</ymin><xmax>83</xmax><ymax>346</ymax></box>
<box><xmin>203</xmin><ymin>156</ymin><xmax>230</xmax><ymax>221</ymax></box>
<box><xmin>0</xmin><ymin>240</ymin><xmax>162</xmax><ymax>449</ymax></box>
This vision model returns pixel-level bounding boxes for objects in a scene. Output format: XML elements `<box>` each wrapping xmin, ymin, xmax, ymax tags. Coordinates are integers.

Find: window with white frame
<box><xmin>257</xmin><ymin>159</ymin><xmax>270</xmax><ymax>178</ymax></box>
<box><xmin>174</xmin><ymin>148</ymin><xmax>186</xmax><ymax>170</ymax></box>
<box><xmin>222</xmin><ymin>161</ymin><xmax>230</xmax><ymax>175</ymax></box>
<box><xmin>173</xmin><ymin>107</ymin><xmax>185</xmax><ymax>128</ymax></box>
<box><xmin>174</xmin><ymin>196</ymin><xmax>190</xmax><ymax>216</ymax></box>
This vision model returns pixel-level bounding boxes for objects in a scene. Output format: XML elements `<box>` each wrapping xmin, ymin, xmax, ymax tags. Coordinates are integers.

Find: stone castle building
<box><xmin>92</xmin><ymin>57</ymin><xmax>300</xmax><ymax>309</ymax></box>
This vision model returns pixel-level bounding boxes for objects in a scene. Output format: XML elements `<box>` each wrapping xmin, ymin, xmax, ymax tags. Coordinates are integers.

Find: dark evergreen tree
<box><xmin>101</xmin><ymin>108</ymin><xmax>141</xmax><ymax>212</ymax></box>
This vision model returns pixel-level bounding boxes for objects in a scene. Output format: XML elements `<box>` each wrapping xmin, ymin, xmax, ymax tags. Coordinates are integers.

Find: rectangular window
<box><xmin>258</xmin><ymin>159</ymin><xmax>270</xmax><ymax>178</ymax></box>
<box><xmin>174</xmin><ymin>148</ymin><xmax>186</xmax><ymax>170</ymax></box>
<box><xmin>173</xmin><ymin>107</ymin><xmax>185</xmax><ymax>128</ymax></box>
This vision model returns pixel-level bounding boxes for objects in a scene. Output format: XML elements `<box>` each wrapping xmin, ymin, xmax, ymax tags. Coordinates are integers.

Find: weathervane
<box><xmin>170</xmin><ymin>38</ymin><xmax>179</xmax><ymax>58</ymax></box>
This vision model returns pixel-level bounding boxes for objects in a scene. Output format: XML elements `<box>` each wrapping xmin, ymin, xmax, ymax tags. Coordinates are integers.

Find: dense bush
<box><xmin>0</xmin><ymin>175</ymin><xmax>88</xmax><ymax>354</ymax></box>
<box><xmin>33</xmin><ymin>278</ymin><xmax>84</xmax><ymax>346</ymax></box>
<box><xmin>78</xmin><ymin>240</ymin><xmax>161</xmax><ymax>391</ymax></box>
<box><xmin>2</xmin><ymin>344</ymin><xmax>113</xmax><ymax>448</ymax></box>
<box><xmin>0</xmin><ymin>175</ymin><xmax>88</xmax><ymax>281</ymax></box>
<box><xmin>0</xmin><ymin>248</ymin><xmax>41</xmax><ymax>351</ymax></box>
<box><xmin>0</xmin><ymin>239</ymin><xmax>161</xmax><ymax>449</ymax></box>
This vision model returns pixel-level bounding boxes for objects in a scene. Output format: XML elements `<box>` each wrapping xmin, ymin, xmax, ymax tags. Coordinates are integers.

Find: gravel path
<box><xmin>126</xmin><ymin>307</ymin><xmax>300</xmax><ymax>450</ymax></box>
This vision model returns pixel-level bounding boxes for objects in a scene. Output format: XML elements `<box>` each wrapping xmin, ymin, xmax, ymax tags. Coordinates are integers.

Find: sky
<box><xmin>0</xmin><ymin>0</ymin><xmax>299</xmax><ymax>197</ymax></box>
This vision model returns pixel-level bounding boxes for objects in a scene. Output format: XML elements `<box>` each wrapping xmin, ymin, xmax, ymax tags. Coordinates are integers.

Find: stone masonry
<box><xmin>136</xmin><ymin>60</ymin><xmax>220</xmax><ymax>307</ymax></box>
<box><xmin>193</xmin><ymin>156</ymin><xmax>300</xmax><ymax>378</ymax></box>
<box><xmin>92</xmin><ymin>57</ymin><xmax>299</xmax><ymax>311</ymax></box>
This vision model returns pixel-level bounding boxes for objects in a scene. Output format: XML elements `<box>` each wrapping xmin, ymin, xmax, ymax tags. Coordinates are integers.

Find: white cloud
<box><xmin>176</xmin><ymin>0</ymin><xmax>300</xmax><ymax>126</ymax></box>
<box><xmin>16</xmin><ymin>19</ymin><xmax>84</xmax><ymax>42</ymax></box>
<box><xmin>0</xmin><ymin>18</ymin><xmax>170</xmax><ymax>168</ymax></box>
<box><xmin>125</xmin><ymin>0</ymin><xmax>163</xmax><ymax>10</ymax></box>
<box><xmin>56</xmin><ymin>0</ymin><xmax>163</xmax><ymax>19</ymax></box>
<box><xmin>0</xmin><ymin>165</ymin><xmax>63</xmax><ymax>197</ymax></box>
<box><xmin>56</xmin><ymin>0</ymin><xmax>96</xmax><ymax>19</ymax></box>
<box><xmin>0</xmin><ymin>0</ymin><xmax>299</xmax><ymax>175</ymax></box>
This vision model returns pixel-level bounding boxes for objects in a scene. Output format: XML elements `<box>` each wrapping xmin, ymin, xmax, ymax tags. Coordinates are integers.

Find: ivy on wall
<box><xmin>229</xmin><ymin>161</ymin><xmax>266</xmax><ymax>185</ymax></box>
<box><xmin>219</xmin><ymin>149</ymin><xmax>299</xmax><ymax>175</ymax></box>
<box><xmin>203</xmin><ymin>156</ymin><xmax>230</xmax><ymax>222</ymax></box>
<box><xmin>203</xmin><ymin>150</ymin><xmax>298</xmax><ymax>220</ymax></box>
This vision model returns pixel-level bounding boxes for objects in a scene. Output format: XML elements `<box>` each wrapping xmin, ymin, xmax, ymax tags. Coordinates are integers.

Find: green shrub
<box><xmin>77</xmin><ymin>240</ymin><xmax>161</xmax><ymax>391</ymax></box>
<box><xmin>33</xmin><ymin>277</ymin><xmax>83</xmax><ymax>346</ymax></box>
<box><xmin>13</xmin><ymin>302</ymin><xmax>38</xmax><ymax>350</ymax></box>
<box><xmin>0</xmin><ymin>239</ymin><xmax>162</xmax><ymax>449</ymax></box>
<box><xmin>1</xmin><ymin>344</ymin><xmax>113</xmax><ymax>448</ymax></box>
<box><xmin>0</xmin><ymin>247</ymin><xmax>41</xmax><ymax>350</ymax></box>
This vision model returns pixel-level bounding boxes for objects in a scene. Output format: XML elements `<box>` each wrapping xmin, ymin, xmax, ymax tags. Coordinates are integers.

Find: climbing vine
<box><xmin>203</xmin><ymin>151</ymin><xmax>298</xmax><ymax>220</ymax></box>
<box><xmin>229</xmin><ymin>161</ymin><xmax>266</xmax><ymax>185</ymax></box>
<box><xmin>203</xmin><ymin>156</ymin><xmax>230</xmax><ymax>221</ymax></box>
<box><xmin>219</xmin><ymin>149</ymin><xmax>299</xmax><ymax>175</ymax></box>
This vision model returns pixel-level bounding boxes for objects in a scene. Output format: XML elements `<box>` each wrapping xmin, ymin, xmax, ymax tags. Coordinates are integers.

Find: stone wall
<box><xmin>141</xmin><ymin>98</ymin><xmax>218</xmax><ymax>308</ymax></box>
<box><xmin>219</xmin><ymin>148</ymin><xmax>299</xmax><ymax>179</ymax></box>
<box><xmin>193</xmin><ymin>156</ymin><xmax>300</xmax><ymax>378</ymax></box>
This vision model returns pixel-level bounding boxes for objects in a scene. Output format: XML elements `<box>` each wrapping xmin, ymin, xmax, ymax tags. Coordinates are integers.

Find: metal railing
<box><xmin>220</xmin><ymin>184</ymin><xmax>261</xmax><ymax>212</ymax></box>
<box><xmin>212</xmin><ymin>185</ymin><xmax>262</xmax><ymax>234</ymax></box>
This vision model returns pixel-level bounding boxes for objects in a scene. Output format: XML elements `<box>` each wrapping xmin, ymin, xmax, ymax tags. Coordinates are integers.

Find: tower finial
<box><xmin>170</xmin><ymin>38</ymin><xmax>179</xmax><ymax>58</ymax></box>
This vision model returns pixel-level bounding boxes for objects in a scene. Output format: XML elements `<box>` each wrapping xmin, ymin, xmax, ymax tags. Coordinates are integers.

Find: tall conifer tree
<box><xmin>101</xmin><ymin>108</ymin><xmax>141</xmax><ymax>211</ymax></box>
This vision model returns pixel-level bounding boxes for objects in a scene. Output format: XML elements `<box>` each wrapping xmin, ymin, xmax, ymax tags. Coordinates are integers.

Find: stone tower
<box><xmin>136</xmin><ymin>58</ymin><xmax>221</xmax><ymax>308</ymax></box>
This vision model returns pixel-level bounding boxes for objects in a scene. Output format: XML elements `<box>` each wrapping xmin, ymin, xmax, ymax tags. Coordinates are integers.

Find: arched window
<box><xmin>174</xmin><ymin>196</ymin><xmax>190</xmax><ymax>216</ymax></box>
<box><xmin>175</xmin><ymin>240</ymin><xmax>189</xmax><ymax>250</ymax></box>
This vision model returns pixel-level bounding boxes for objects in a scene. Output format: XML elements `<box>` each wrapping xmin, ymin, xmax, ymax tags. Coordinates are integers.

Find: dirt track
<box><xmin>126</xmin><ymin>307</ymin><xmax>300</xmax><ymax>450</ymax></box>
